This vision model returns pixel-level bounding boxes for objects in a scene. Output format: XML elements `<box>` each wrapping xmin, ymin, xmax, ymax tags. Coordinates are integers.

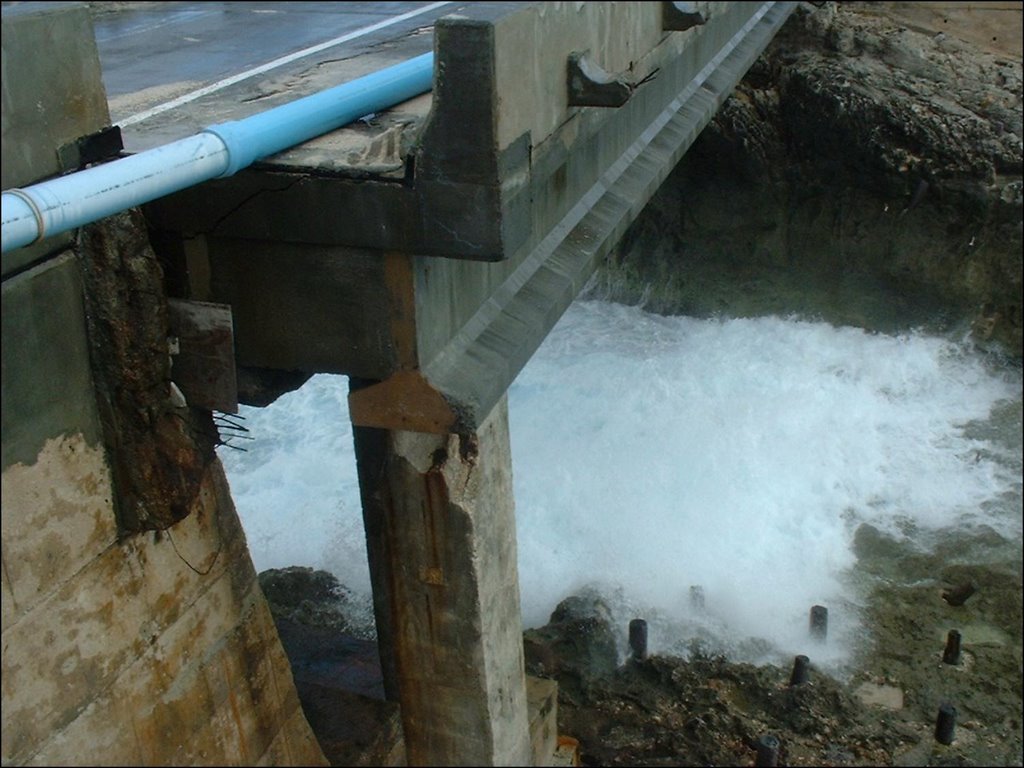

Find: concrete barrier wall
<box><xmin>0</xmin><ymin>6</ymin><xmax>325</xmax><ymax>764</ymax></box>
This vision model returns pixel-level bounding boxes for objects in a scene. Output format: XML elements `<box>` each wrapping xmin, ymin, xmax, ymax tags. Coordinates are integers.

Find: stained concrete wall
<box><xmin>1</xmin><ymin>453</ymin><xmax>325</xmax><ymax>766</ymax></box>
<box><xmin>1</xmin><ymin>5</ymin><xmax>326</xmax><ymax>765</ymax></box>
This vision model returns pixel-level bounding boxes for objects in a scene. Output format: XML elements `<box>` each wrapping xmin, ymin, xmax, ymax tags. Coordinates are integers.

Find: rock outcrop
<box><xmin>595</xmin><ymin>2</ymin><xmax>1022</xmax><ymax>355</ymax></box>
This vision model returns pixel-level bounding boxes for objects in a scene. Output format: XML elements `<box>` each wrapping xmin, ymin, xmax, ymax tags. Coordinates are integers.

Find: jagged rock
<box><xmin>941</xmin><ymin>581</ymin><xmax>978</xmax><ymax>607</ymax></box>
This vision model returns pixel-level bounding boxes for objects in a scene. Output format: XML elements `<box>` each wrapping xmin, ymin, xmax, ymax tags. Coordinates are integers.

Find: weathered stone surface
<box><xmin>596</xmin><ymin>2</ymin><xmax>1022</xmax><ymax>355</ymax></box>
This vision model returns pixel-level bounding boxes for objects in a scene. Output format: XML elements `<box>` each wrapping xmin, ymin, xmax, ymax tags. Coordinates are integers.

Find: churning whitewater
<box><xmin>218</xmin><ymin>300</ymin><xmax>1021</xmax><ymax>673</ymax></box>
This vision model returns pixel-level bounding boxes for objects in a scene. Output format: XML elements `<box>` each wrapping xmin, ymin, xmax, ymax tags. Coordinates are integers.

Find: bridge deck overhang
<box><xmin>146</xmin><ymin>1</ymin><xmax>797</xmax><ymax>432</ymax></box>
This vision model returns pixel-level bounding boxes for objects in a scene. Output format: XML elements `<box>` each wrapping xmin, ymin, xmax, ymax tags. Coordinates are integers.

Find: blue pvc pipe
<box><xmin>1</xmin><ymin>52</ymin><xmax>434</xmax><ymax>254</ymax></box>
<box><xmin>205</xmin><ymin>51</ymin><xmax>434</xmax><ymax>177</ymax></box>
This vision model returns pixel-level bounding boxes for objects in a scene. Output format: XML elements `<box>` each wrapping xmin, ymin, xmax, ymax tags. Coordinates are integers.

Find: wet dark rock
<box><xmin>259</xmin><ymin>566</ymin><xmax>358</xmax><ymax>631</ymax></box>
<box><xmin>529</xmin><ymin>606</ymin><xmax>892</xmax><ymax>767</ymax></box>
<box><xmin>263</xmin><ymin>552</ymin><xmax>1021</xmax><ymax>766</ymax></box>
<box><xmin>853</xmin><ymin>523</ymin><xmax>905</xmax><ymax>561</ymax></box>
<box><xmin>524</xmin><ymin>592</ymin><xmax>620</xmax><ymax>703</ymax></box>
<box><xmin>531</xmin><ymin>579</ymin><xmax>1021</xmax><ymax>767</ymax></box>
<box><xmin>236</xmin><ymin>365</ymin><xmax>313</xmax><ymax>407</ymax></box>
<box><xmin>259</xmin><ymin>567</ymin><xmax>403</xmax><ymax>766</ymax></box>
<box><xmin>941</xmin><ymin>581</ymin><xmax>978</xmax><ymax>607</ymax></box>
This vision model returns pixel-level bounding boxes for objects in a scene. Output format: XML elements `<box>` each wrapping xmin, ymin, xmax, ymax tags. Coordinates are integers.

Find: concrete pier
<box><xmin>352</xmin><ymin>395</ymin><xmax>531</xmax><ymax>766</ymax></box>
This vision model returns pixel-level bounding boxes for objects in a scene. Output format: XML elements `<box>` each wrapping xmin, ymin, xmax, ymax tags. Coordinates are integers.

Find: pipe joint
<box><xmin>3</xmin><ymin>189</ymin><xmax>47</xmax><ymax>248</ymax></box>
<box><xmin>201</xmin><ymin>124</ymin><xmax>256</xmax><ymax>178</ymax></box>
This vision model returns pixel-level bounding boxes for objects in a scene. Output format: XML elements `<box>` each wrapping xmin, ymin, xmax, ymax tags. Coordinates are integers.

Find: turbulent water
<box><xmin>218</xmin><ymin>300</ymin><xmax>1022</xmax><ymax>675</ymax></box>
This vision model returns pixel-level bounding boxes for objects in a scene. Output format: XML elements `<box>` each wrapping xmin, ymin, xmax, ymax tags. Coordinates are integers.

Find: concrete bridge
<box><xmin>2</xmin><ymin>2</ymin><xmax>796</xmax><ymax>765</ymax></box>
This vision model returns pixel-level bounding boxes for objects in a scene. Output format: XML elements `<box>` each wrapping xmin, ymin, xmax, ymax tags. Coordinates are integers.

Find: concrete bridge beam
<box><xmin>147</xmin><ymin>2</ymin><xmax>797</xmax><ymax>433</ymax></box>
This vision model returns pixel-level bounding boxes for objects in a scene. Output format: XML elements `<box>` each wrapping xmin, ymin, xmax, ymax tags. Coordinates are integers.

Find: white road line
<box><xmin>118</xmin><ymin>1</ymin><xmax>452</xmax><ymax>127</ymax></box>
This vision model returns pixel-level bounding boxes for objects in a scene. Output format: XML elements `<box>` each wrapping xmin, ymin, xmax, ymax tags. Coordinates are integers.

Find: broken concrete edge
<box><xmin>567</xmin><ymin>51</ymin><xmax>633</xmax><ymax>108</ymax></box>
<box><xmin>663</xmin><ymin>0</ymin><xmax>710</xmax><ymax>32</ymax></box>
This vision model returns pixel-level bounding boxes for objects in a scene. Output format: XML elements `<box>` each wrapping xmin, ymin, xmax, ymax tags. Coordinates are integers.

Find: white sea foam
<box><xmin>218</xmin><ymin>300</ymin><xmax>1021</xmax><ymax>671</ymax></box>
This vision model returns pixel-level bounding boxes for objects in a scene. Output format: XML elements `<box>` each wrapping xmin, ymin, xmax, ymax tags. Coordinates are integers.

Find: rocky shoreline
<box><xmin>523</xmin><ymin>527</ymin><xmax>1022</xmax><ymax>767</ymax></box>
<box><xmin>262</xmin><ymin>556</ymin><xmax>1022</xmax><ymax>767</ymax></box>
<box><xmin>561</xmin><ymin>4</ymin><xmax>1023</xmax><ymax>763</ymax></box>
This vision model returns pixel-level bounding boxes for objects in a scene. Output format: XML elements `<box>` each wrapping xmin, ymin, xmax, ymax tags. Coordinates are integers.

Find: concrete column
<box><xmin>352</xmin><ymin>393</ymin><xmax>531</xmax><ymax>767</ymax></box>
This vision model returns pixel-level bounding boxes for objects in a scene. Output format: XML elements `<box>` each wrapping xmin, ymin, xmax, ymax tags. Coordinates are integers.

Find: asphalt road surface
<box><xmin>79</xmin><ymin>1</ymin><xmax>468</xmax><ymax>151</ymax></box>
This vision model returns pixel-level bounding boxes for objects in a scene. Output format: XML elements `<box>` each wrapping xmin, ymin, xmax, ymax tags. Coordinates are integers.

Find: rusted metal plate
<box><xmin>167</xmin><ymin>298</ymin><xmax>238</xmax><ymax>413</ymax></box>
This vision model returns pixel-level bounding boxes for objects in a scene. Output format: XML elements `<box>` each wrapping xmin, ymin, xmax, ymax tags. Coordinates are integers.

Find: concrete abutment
<box><xmin>1</xmin><ymin>6</ymin><xmax>326</xmax><ymax>765</ymax></box>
